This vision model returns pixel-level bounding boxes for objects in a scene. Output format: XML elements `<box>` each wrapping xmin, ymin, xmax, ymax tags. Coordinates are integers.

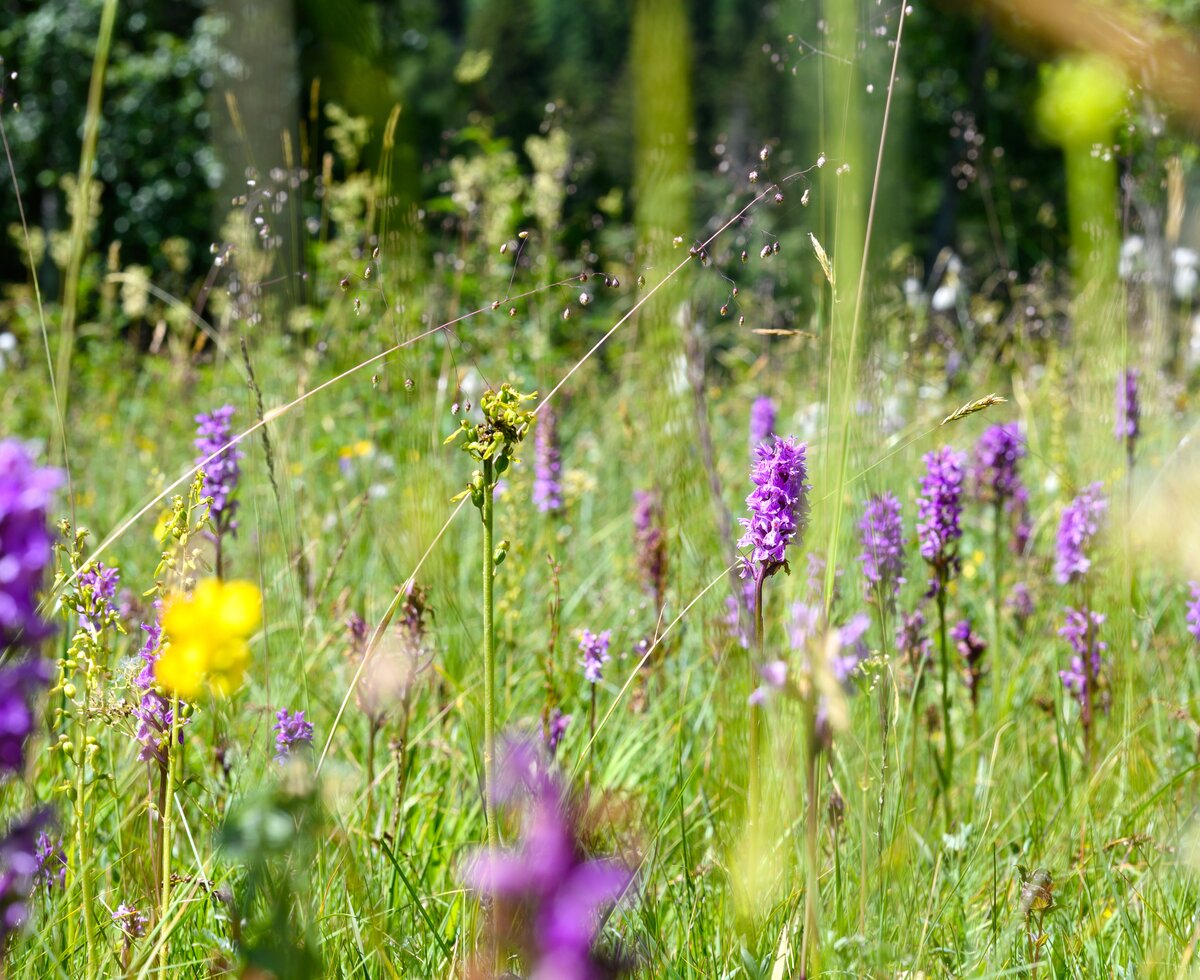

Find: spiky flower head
<box><xmin>578</xmin><ymin>629</ymin><xmax>611</xmax><ymax>685</ymax></box>
<box><xmin>896</xmin><ymin>607</ymin><xmax>931</xmax><ymax>670</ymax></box>
<box><xmin>1115</xmin><ymin>368</ymin><xmax>1140</xmax><ymax>458</ymax></box>
<box><xmin>543</xmin><ymin>708</ymin><xmax>571</xmax><ymax>757</ymax></box>
<box><xmin>1058</xmin><ymin>607</ymin><xmax>1108</xmax><ymax>728</ymax></box>
<box><xmin>1054</xmin><ymin>483</ymin><xmax>1107</xmax><ymax>586</ymax></box>
<box><xmin>464</xmin><ymin>742</ymin><xmax>633</xmax><ymax>980</ymax></box>
<box><xmin>738</xmin><ymin>436</ymin><xmax>810</xmax><ymax>579</ymax></box>
<box><xmin>273</xmin><ymin>709</ymin><xmax>314</xmax><ymax>762</ymax></box>
<box><xmin>1188</xmin><ymin>583</ymin><xmax>1200</xmax><ymax>645</ymax></box>
<box><xmin>857</xmin><ymin>492</ymin><xmax>906</xmax><ymax>602</ymax></box>
<box><xmin>0</xmin><ymin>440</ymin><xmax>61</xmax><ymax>650</ymax></box>
<box><xmin>972</xmin><ymin>424</ymin><xmax>1026</xmax><ymax>506</ymax></box>
<box><xmin>77</xmin><ymin>561</ymin><xmax>120</xmax><ymax>633</ymax></box>
<box><xmin>749</xmin><ymin>396</ymin><xmax>776</xmax><ymax>448</ymax></box>
<box><xmin>194</xmin><ymin>406</ymin><xmax>244</xmax><ymax>535</ymax></box>
<box><xmin>447</xmin><ymin>383</ymin><xmax>538</xmax><ymax>506</ymax></box>
<box><xmin>950</xmin><ymin>619</ymin><xmax>987</xmax><ymax>706</ymax></box>
<box><xmin>533</xmin><ymin>406</ymin><xmax>563</xmax><ymax>514</ymax></box>
<box><xmin>33</xmin><ymin>832</ymin><xmax>66</xmax><ymax>890</ymax></box>
<box><xmin>916</xmin><ymin>447</ymin><xmax>966</xmax><ymax>593</ymax></box>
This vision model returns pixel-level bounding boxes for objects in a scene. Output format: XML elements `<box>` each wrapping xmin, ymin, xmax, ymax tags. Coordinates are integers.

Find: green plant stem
<box><xmin>936</xmin><ymin>583</ymin><xmax>953</xmax><ymax>824</ymax></box>
<box><xmin>748</xmin><ymin>570</ymin><xmax>765</xmax><ymax>828</ymax></box>
<box><xmin>801</xmin><ymin>698</ymin><xmax>821</xmax><ymax>977</ymax></box>
<box><xmin>992</xmin><ymin>501</ymin><xmax>1003</xmax><ymax>683</ymax></box>
<box><xmin>482</xmin><ymin>458</ymin><xmax>498</xmax><ymax>853</ymax></box>
<box><xmin>75</xmin><ymin>694</ymin><xmax>98</xmax><ymax>980</ymax></box>
<box><xmin>159</xmin><ymin>694</ymin><xmax>181</xmax><ymax>974</ymax></box>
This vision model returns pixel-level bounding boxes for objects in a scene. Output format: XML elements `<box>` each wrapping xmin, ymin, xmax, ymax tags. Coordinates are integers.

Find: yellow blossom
<box><xmin>157</xmin><ymin>578</ymin><xmax>262</xmax><ymax>697</ymax></box>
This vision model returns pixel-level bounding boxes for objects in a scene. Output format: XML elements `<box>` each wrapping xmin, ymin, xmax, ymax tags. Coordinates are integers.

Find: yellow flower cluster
<box><xmin>156</xmin><ymin>579</ymin><xmax>262</xmax><ymax>698</ymax></box>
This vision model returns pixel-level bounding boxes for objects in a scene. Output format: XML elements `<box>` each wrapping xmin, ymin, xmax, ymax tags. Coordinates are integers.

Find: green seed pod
<box><xmin>179</xmin><ymin>702</ymin><xmax>194</xmax><ymax>719</ymax></box>
<box><xmin>62</xmin><ymin>683</ymin><xmax>77</xmax><ymax>699</ymax></box>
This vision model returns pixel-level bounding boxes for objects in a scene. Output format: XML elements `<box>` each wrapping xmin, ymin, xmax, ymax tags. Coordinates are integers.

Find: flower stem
<box><xmin>481</xmin><ymin>457</ymin><xmax>499</xmax><ymax>853</ymax></box>
<box><xmin>936</xmin><ymin>584</ymin><xmax>953</xmax><ymax>823</ymax></box>
<box><xmin>748</xmin><ymin>570</ymin><xmax>765</xmax><ymax>827</ymax></box>
<box><xmin>75</xmin><ymin>694</ymin><xmax>98</xmax><ymax>980</ymax></box>
<box><xmin>159</xmin><ymin>694</ymin><xmax>181</xmax><ymax>973</ymax></box>
<box><xmin>991</xmin><ymin>501</ymin><xmax>1003</xmax><ymax>683</ymax></box>
<box><xmin>801</xmin><ymin>697</ymin><xmax>821</xmax><ymax>977</ymax></box>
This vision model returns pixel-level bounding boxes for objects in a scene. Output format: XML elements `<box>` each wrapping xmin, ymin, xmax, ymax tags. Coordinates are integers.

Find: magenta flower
<box><xmin>194</xmin><ymin>405</ymin><xmax>243</xmax><ymax>537</ymax></box>
<box><xmin>0</xmin><ymin>657</ymin><xmax>51</xmax><ymax>775</ymax></box>
<box><xmin>1115</xmin><ymin>368</ymin><xmax>1140</xmax><ymax>458</ymax></box>
<box><xmin>972</xmin><ymin>424</ymin><xmax>1026</xmax><ymax>506</ymax></box>
<box><xmin>77</xmin><ymin>562</ymin><xmax>120</xmax><ymax>633</ymax></box>
<box><xmin>132</xmin><ymin>605</ymin><xmax>188</xmax><ymax>765</ymax></box>
<box><xmin>1188</xmin><ymin>583</ymin><xmax>1200</xmax><ymax>644</ymax></box>
<box><xmin>749</xmin><ymin>396</ymin><xmax>776</xmax><ymax>448</ymax></box>
<box><xmin>1058</xmin><ymin>607</ymin><xmax>1108</xmax><ymax>729</ymax></box>
<box><xmin>543</xmin><ymin>708</ymin><xmax>572</xmax><ymax>757</ymax></box>
<box><xmin>738</xmin><ymin>437</ymin><xmax>810</xmax><ymax>579</ymax></box>
<box><xmin>1054</xmin><ymin>484</ymin><xmax>1106</xmax><ymax>586</ymax></box>
<box><xmin>950</xmin><ymin>619</ymin><xmax>987</xmax><ymax>706</ymax></box>
<box><xmin>916</xmin><ymin>447</ymin><xmax>965</xmax><ymax>594</ymax></box>
<box><xmin>578</xmin><ymin>630</ymin><xmax>611</xmax><ymax>685</ymax></box>
<box><xmin>0</xmin><ymin>440</ymin><xmax>61</xmax><ymax>649</ymax></box>
<box><xmin>273</xmin><ymin>709</ymin><xmax>314</xmax><ymax>762</ymax></box>
<box><xmin>33</xmin><ymin>831</ymin><xmax>66</xmax><ymax>890</ymax></box>
<box><xmin>464</xmin><ymin>744</ymin><xmax>633</xmax><ymax>980</ymax></box>
<box><xmin>857</xmin><ymin>493</ymin><xmax>906</xmax><ymax>602</ymax></box>
<box><xmin>533</xmin><ymin>407</ymin><xmax>564</xmax><ymax>514</ymax></box>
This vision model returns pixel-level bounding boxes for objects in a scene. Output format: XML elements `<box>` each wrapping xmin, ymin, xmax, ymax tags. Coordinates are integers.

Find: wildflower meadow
<box><xmin>5</xmin><ymin>0</ymin><xmax>1200</xmax><ymax>976</ymax></box>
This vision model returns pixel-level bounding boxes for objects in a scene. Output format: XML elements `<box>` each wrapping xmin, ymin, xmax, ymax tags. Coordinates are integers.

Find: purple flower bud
<box><xmin>749</xmin><ymin>396</ymin><xmax>776</xmax><ymax>448</ymax></box>
<box><xmin>738</xmin><ymin>437</ymin><xmax>810</xmax><ymax>578</ymax></box>
<box><xmin>533</xmin><ymin>407</ymin><xmax>563</xmax><ymax>514</ymax></box>
<box><xmin>194</xmin><ymin>406</ymin><xmax>243</xmax><ymax>535</ymax></box>
<box><xmin>0</xmin><ymin>440</ymin><xmax>61</xmax><ymax>649</ymax></box>
<box><xmin>857</xmin><ymin>492</ymin><xmax>906</xmax><ymax>602</ymax></box>
<box><xmin>1058</xmin><ymin>607</ymin><xmax>1107</xmax><ymax>728</ymax></box>
<box><xmin>78</xmin><ymin>562</ymin><xmax>120</xmax><ymax>633</ymax></box>
<box><xmin>1115</xmin><ymin>368</ymin><xmax>1140</xmax><ymax>453</ymax></box>
<box><xmin>578</xmin><ymin>630</ymin><xmax>611</xmax><ymax>685</ymax></box>
<box><xmin>896</xmin><ymin>607</ymin><xmax>931</xmax><ymax>669</ymax></box>
<box><xmin>1007</xmin><ymin>582</ymin><xmax>1035</xmax><ymax>630</ymax></box>
<box><xmin>1188</xmin><ymin>582</ymin><xmax>1200</xmax><ymax>645</ymax></box>
<box><xmin>916</xmin><ymin>447</ymin><xmax>965</xmax><ymax>593</ymax></box>
<box><xmin>273</xmin><ymin>709</ymin><xmax>314</xmax><ymax>762</ymax></box>
<box><xmin>543</xmin><ymin>708</ymin><xmax>571</xmax><ymax>756</ymax></box>
<box><xmin>950</xmin><ymin>618</ymin><xmax>987</xmax><ymax>706</ymax></box>
<box><xmin>112</xmin><ymin>903</ymin><xmax>149</xmax><ymax>940</ymax></box>
<box><xmin>33</xmin><ymin>831</ymin><xmax>66</xmax><ymax>890</ymax></box>
<box><xmin>1054</xmin><ymin>484</ymin><xmax>1106</xmax><ymax>586</ymax></box>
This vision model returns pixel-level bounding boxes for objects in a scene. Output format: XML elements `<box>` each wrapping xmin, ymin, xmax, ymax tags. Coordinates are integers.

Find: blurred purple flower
<box><xmin>857</xmin><ymin>493</ymin><xmax>906</xmax><ymax>602</ymax></box>
<box><xmin>0</xmin><ymin>657</ymin><xmax>51</xmax><ymax>775</ymax></box>
<box><xmin>33</xmin><ymin>831</ymin><xmax>65</xmax><ymax>890</ymax></box>
<box><xmin>950</xmin><ymin>618</ymin><xmax>987</xmax><ymax>706</ymax></box>
<box><xmin>972</xmin><ymin>424</ymin><xmax>1025</xmax><ymax>506</ymax></box>
<box><xmin>112</xmin><ymin>903</ymin><xmax>148</xmax><ymax>939</ymax></box>
<box><xmin>132</xmin><ymin>605</ymin><xmax>187</xmax><ymax>765</ymax></box>
<box><xmin>464</xmin><ymin>744</ymin><xmax>633</xmax><ymax>980</ymax></box>
<box><xmin>916</xmin><ymin>447</ymin><xmax>965</xmax><ymax>594</ymax></box>
<box><xmin>738</xmin><ymin>437</ymin><xmax>810</xmax><ymax>579</ymax></box>
<box><xmin>1188</xmin><ymin>583</ymin><xmax>1200</xmax><ymax>644</ymax></box>
<box><xmin>0</xmin><ymin>809</ymin><xmax>53</xmax><ymax>942</ymax></box>
<box><xmin>194</xmin><ymin>406</ymin><xmax>243</xmax><ymax>536</ymax></box>
<box><xmin>578</xmin><ymin>630</ymin><xmax>611</xmax><ymax>685</ymax></box>
<box><xmin>0</xmin><ymin>439</ymin><xmax>61</xmax><ymax>650</ymax></box>
<box><xmin>830</xmin><ymin>613</ymin><xmax>871</xmax><ymax>684</ymax></box>
<box><xmin>749</xmin><ymin>396</ymin><xmax>776</xmax><ymax>447</ymax></box>
<box><xmin>543</xmin><ymin>708</ymin><xmax>572</xmax><ymax>757</ymax></box>
<box><xmin>1054</xmin><ymin>484</ymin><xmax>1106</xmax><ymax>586</ymax></box>
<box><xmin>273</xmin><ymin>709</ymin><xmax>314</xmax><ymax>762</ymax></box>
<box><xmin>1007</xmin><ymin>582</ymin><xmax>1035</xmax><ymax>630</ymax></box>
<box><xmin>1058</xmin><ymin>607</ymin><xmax>1107</xmax><ymax>729</ymax></box>
<box><xmin>632</xmin><ymin>491</ymin><xmax>667</xmax><ymax>610</ymax></box>
<box><xmin>724</xmin><ymin>577</ymin><xmax>755</xmax><ymax>649</ymax></box>
<box><xmin>896</xmin><ymin>607</ymin><xmax>931</xmax><ymax>670</ymax></box>
<box><xmin>1115</xmin><ymin>368</ymin><xmax>1140</xmax><ymax>456</ymax></box>
<box><xmin>534</xmin><ymin>407</ymin><xmax>563</xmax><ymax>514</ymax></box>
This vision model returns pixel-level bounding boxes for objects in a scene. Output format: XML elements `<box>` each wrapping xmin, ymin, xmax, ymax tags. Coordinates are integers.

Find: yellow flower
<box><xmin>157</xmin><ymin>578</ymin><xmax>262</xmax><ymax>697</ymax></box>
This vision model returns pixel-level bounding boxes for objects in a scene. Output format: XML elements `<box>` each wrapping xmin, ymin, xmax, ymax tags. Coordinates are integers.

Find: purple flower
<box><xmin>33</xmin><ymin>832</ymin><xmax>66</xmax><ymax>890</ymax></box>
<box><xmin>1007</xmin><ymin>582</ymin><xmax>1035</xmax><ymax>630</ymax></box>
<box><xmin>896</xmin><ymin>607</ymin><xmax>931</xmax><ymax>670</ymax></box>
<box><xmin>972</xmin><ymin>424</ymin><xmax>1026</xmax><ymax>506</ymax></box>
<box><xmin>0</xmin><ymin>809</ymin><xmax>53</xmax><ymax>942</ymax></box>
<box><xmin>858</xmin><ymin>493</ymin><xmax>906</xmax><ymax>602</ymax></box>
<box><xmin>194</xmin><ymin>406</ymin><xmax>243</xmax><ymax>536</ymax></box>
<box><xmin>789</xmin><ymin>601</ymin><xmax>823</xmax><ymax>652</ymax></box>
<box><xmin>1115</xmin><ymin>368</ymin><xmax>1140</xmax><ymax>454</ymax></box>
<box><xmin>0</xmin><ymin>657</ymin><xmax>51</xmax><ymax>775</ymax></box>
<box><xmin>132</xmin><ymin>605</ymin><xmax>188</xmax><ymax>765</ymax></box>
<box><xmin>273</xmin><ymin>709</ymin><xmax>314</xmax><ymax>762</ymax></box>
<box><xmin>916</xmin><ymin>447</ymin><xmax>965</xmax><ymax>593</ymax></box>
<box><xmin>1188</xmin><ymin>583</ymin><xmax>1200</xmax><ymax>644</ymax></box>
<box><xmin>1058</xmin><ymin>607</ymin><xmax>1108</xmax><ymax>728</ymax></box>
<box><xmin>112</xmin><ymin>903</ymin><xmax>148</xmax><ymax>939</ymax></box>
<box><xmin>831</xmin><ymin>613</ymin><xmax>871</xmax><ymax>684</ymax></box>
<box><xmin>633</xmin><ymin>490</ymin><xmax>667</xmax><ymax>609</ymax></box>
<box><xmin>738</xmin><ymin>437</ymin><xmax>810</xmax><ymax>578</ymax></box>
<box><xmin>950</xmin><ymin>619</ymin><xmax>987</xmax><ymax>706</ymax></box>
<box><xmin>78</xmin><ymin>562</ymin><xmax>120</xmax><ymax>633</ymax></box>
<box><xmin>0</xmin><ymin>440</ymin><xmax>61</xmax><ymax>650</ymax></box>
<box><xmin>543</xmin><ymin>708</ymin><xmax>572</xmax><ymax>757</ymax></box>
<box><xmin>1054</xmin><ymin>483</ymin><xmax>1107</xmax><ymax>586</ymax></box>
<box><xmin>578</xmin><ymin>630</ymin><xmax>611</xmax><ymax>685</ymax></box>
<box><xmin>749</xmin><ymin>396</ymin><xmax>776</xmax><ymax>448</ymax></box>
<box><xmin>463</xmin><ymin>744</ymin><xmax>632</xmax><ymax>979</ymax></box>
<box><xmin>533</xmin><ymin>407</ymin><xmax>564</xmax><ymax>514</ymax></box>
